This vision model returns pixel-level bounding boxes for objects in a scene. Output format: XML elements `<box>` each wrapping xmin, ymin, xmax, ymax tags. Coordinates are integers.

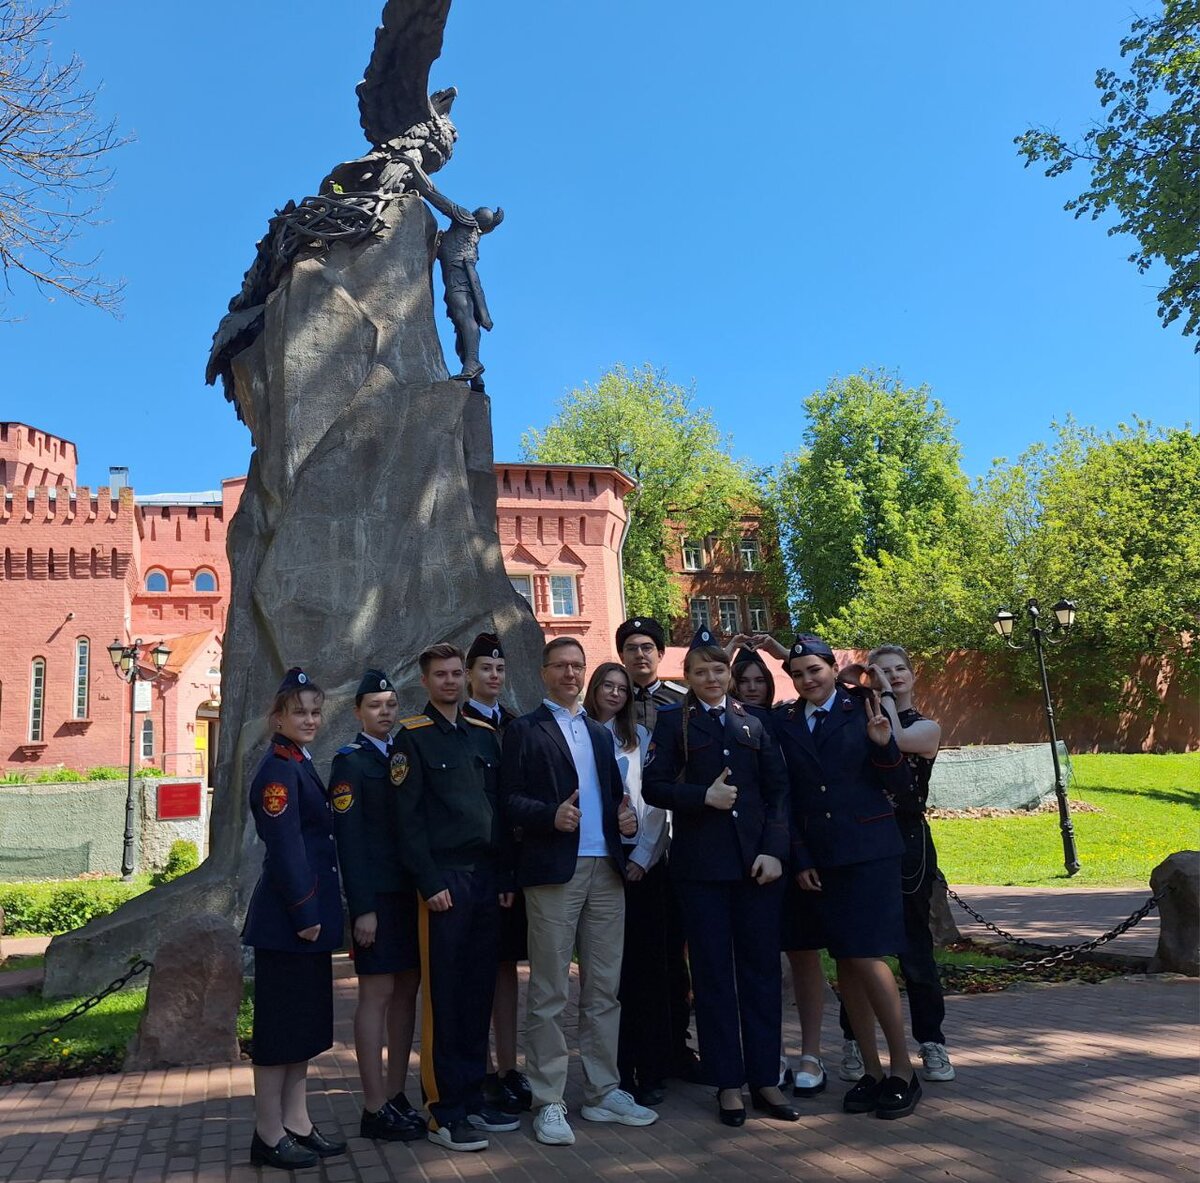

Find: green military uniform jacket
<box><xmin>393</xmin><ymin>703</ymin><xmax>507</xmax><ymax>901</ymax></box>
<box><xmin>328</xmin><ymin>732</ymin><xmax>412</xmax><ymax>921</ymax></box>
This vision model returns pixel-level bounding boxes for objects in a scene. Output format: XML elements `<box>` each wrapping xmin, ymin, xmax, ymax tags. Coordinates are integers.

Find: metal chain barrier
<box><xmin>0</xmin><ymin>959</ymin><xmax>152</xmax><ymax>1062</ymax></box>
<box><xmin>938</xmin><ymin>876</ymin><xmax>1164</xmax><ymax>980</ymax></box>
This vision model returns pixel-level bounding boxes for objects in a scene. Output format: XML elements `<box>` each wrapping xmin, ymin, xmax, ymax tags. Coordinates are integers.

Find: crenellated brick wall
<box><xmin>0</xmin><ymin>423</ymin><xmax>77</xmax><ymax>489</ymax></box>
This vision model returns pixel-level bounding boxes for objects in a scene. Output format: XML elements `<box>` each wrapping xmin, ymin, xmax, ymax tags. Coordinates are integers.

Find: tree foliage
<box><xmin>765</xmin><ymin>371</ymin><xmax>972</xmax><ymax>628</ymax></box>
<box><xmin>0</xmin><ymin>0</ymin><xmax>127</xmax><ymax>313</ymax></box>
<box><xmin>1016</xmin><ymin>0</ymin><xmax>1200</xmax><ymax>344</ymax></box>
<box><xmin>521</xmin><ymin>364</ymin><xmax>755</xmax><ymax>623</ymax></box>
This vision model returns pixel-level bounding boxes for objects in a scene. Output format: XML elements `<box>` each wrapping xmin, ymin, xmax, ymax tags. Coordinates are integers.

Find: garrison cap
<box><xmin>467</xmin><ymin>632</ymin><xmax>504</xmax><ymax>663</ymax></box>
<box><xmin>616</xmin><ymin>616</ymin><xmax>666</xmax><ymax>652</ymax></box>
<box><xmin>277</xmin><ymin>666</ymin><xmax>311</xmax><ymax>693</ymax></box>
<box><xmin>355</xmin><ymin>668</ymin><xmax>395</xmax><ymax>699</ymax></box>
<box><xmin>688</xmin><ymin>625</ymin><xmax>720</xmax><ymax>650</ymax></box>
<box><xmin>787</xmin><ymin>635</ymin><xmax>835</xmax><ymax>663</ymax></box>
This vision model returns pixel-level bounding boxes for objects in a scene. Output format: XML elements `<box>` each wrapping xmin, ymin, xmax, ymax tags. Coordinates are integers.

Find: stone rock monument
<box><xmin>44</xmin><ymin>0</ymin><xmax>543</xmax><ymax>997</ymax></box>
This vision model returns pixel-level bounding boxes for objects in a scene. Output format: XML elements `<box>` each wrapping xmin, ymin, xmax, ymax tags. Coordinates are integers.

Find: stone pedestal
<box><xmin>1148</xmin><ymin>850</ymin><xmax>1199</xmax><ymax>976</ymax></box>
<box><xmin>44</xmin><ymin>195</ymin><xmax>543</xmax><ymax>998</ymax></box>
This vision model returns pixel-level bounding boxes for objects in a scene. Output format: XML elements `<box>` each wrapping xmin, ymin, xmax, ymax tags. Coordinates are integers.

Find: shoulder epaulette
<box><xmin>464</xmin><ymin>716</ymin><xmax>495</xmax><ymax>729</ymax></box>
<box><xmin>658</xmin><ymin>702</ymin><xmax>682</xmax><ymax>712</ymax></box>
<box><xmin>336</xmin><ymin>743</ymin><xmax>362</xmax><ymax>755</ymax></box>
<box><xmin>399</xmin><ymin>714</ymin><xmax>435</xmax><ymax>729</ymax></box>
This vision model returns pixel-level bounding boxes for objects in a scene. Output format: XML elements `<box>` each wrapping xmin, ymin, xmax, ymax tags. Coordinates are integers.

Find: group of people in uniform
<box><xmin>240</xmin><ymin>616</ymin><xmax>953</xmax><ymax>1170</ymax></box>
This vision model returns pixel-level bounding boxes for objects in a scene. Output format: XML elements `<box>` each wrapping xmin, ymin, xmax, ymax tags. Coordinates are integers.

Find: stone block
<box><xmin>929</xmin><ymin>875</ymin><xmax>961</xmax><ymax>946</ymax></box>
<box><xmin>1148</xmin><ymin>850</ymin><xmax>1199</xmax><ymax>976</ymax></box>
<box><xmin>124</xmin><ymin>913</ymin><xmax>242</xmax><ymax>1070</ymax></box>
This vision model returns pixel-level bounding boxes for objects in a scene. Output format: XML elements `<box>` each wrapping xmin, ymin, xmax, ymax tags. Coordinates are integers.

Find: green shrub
<box><xmin>84</xmin><ymin>766</ymin><xmax>126</xmax><ymax>781</ymax></box>
<box><xmin>152</xmin><ymin>840</ymin><xmax>200</xmax><ymax>886</ymax></box>
<box><xmin>0</xmin><ymin>772</ymin><xmax>29</xmax><ymax>785</ymax></box>
<box><xmin>29</xmin><ymin>768</ymin><xmax>88</xmax><ymax>784</ymax></box>
<box><xmin>0</xmin><ymin>878</ymin><xmax>149</xmax><ymax>935</ymax></box>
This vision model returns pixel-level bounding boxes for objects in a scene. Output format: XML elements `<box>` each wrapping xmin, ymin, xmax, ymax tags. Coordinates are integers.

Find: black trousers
<box><xmin>617</xmin><ymin>859</ymin><xmax>672</xmax><ymax>1089</ymax></box>
<box><xmin>677</xmin><ymin>876</ymin><xmax>784</xmax><ymax>1090</ymax></box>
<box><xmin>418</xmin><ymin>867</ymin><xmax>499</xmax><ymax>1128</ymax></box>
<box><xmin>839</xmin><ymin>818</ymin><xmax>947</xmax><ymax>1045</ymax></box>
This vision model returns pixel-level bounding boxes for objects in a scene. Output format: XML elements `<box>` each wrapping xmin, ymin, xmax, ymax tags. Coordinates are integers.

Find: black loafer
<box><xmin>842</xmin><ymin>1074</ymin><xmax>883</xmax><ymax>1114</ymax></box>
<box><xmin>749</xmin><ymin>1087</ymin><xmax>800</xmax><ymax>1122</ymax></box>
<box><xmin>637</xmin><ymin>1084</ymin><xmax>667</xmax><ymax>1107</ymax></box>
<box><xmin>286</xmin><ymin>1124</ymin><xmax>346</xmax><ymax>1157</ymax></box>
<box><xmin>249</xmin><ymin>1132</ymin><xmax>318</xmax><ymax>1170</ymax></box>
<box><xmin>361</xmin><ymin>1102</ymin><xmax>425</xmax><ymax>1142</ymax></box>
<box><xmin>387</xmin><ymin>1092</ymin><xmax>427</xmax><ymax>1137</ymax></box>
<box><xmin>875</xmin><ymin>1074</ymin><xmax>922</xmax><ymax>1120</ymax></box>
<box><xmin>718</xmin><ymin>1099</ymin><xmax>746</xmax><ymax>1128</ymax></box>
<box><xmin>501</xmin><ymin>1069</ymin><xmax>533</xmax><ymax>1112</ymax></box>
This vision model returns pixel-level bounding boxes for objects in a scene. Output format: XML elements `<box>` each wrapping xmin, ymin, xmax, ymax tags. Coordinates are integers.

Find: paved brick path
<box><xmin>1</xmin><ymin>887</ymin><xmax>1196</xmax><ymax>1181</ymax></box>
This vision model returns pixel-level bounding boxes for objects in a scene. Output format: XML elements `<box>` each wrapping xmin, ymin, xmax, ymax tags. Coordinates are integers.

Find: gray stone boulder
<box><xmin>44</xmin><ymin>193</ymin><xmax>544</xmax><ymax>998</ymax></box>
<box><xmin>124</xmin><ymin>913</ymin><xmax>243</xmax><ymax>1070</ymax></box>
<box><xmin>1148</xmin><ymin>851</ymin><xmax>1199</xmax><ymax>976</ymax></box>
<box><xmin>929</xmin><ymin>875</ymin><xmax>961</xmax><ymax>946</ymax></box>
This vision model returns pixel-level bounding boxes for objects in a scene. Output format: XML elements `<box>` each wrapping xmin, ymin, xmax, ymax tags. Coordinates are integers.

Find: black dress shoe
<box><xmin>637</xmin><ymin>1085</ymin><xmax>667</xmax><ymax>1107</ymax></box>
<box><xmin>361</xmin><ymin>1102</ymin><xmax>425</xmax><ymax>1142</ymax></box>
<box><xmin>501</xmin><ymin>1069</ymin><xmax>533</xmax><ymax>1112</ymax></box>
<box><xmin>285</xmin><ymin>1124</ymin><xmax>346</xmax><ymax>1156</ymax></box>
<box><xmin>249</xmin><ymin>1132</ymin><xmax>318</xmax><ymax>1170</ymax></box>
<box><xmin>388</xmin><ymin>1091</ymin><xmax>427</xmax><ymax>1135</ymax></box>
<box><xmin>718</xmin><ymin>1099</ymin><xmax>746</xmax><ymax>1127</ymax></box>
<box><xmin>875</xmin><ymin>1074</ymin><xmax>922</xmax><ymax>1120</ymax></box>
<box><xmin>749</xmin><ymin>1088</ymin><xmax>800</xmax><ymax>1122</ymax></box>
<box><xmin>842</xmin><ymin>1074</ymin><xmax>884</xmax><ymax>1114</ymax></box>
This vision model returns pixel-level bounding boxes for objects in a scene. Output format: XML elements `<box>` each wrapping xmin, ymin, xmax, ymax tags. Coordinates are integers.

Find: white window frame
<box><xmin>740</xmin><ymin>537</ymin><xmax>760</xmax><ymax>572</ymax></box>
<box><xmin>29</xmin><ymin>658</ymin><xmax>45</xmax><ymax>742</ymax></box>
<box><xmin>748</xmin><ymin>595</ymin><xmax>770</xmax><ymax>631</ymax></box>
<box><xmin>549</xmin><ymin>574</ymin><xmax>578</xmax><ymax>617</ymax></box>
<box><xmin>682</xmin><ymin>538</ymin><xmax>703</xmax><ymax>572</ymax></box>
<box><xmin>141</xmin><ymin>717</ymin><xmax>155</xmax><ymax>760</ymax></box>
<box><xmin>73</xmin><ymin>638</ymin><xmax>89</xmax><ymax>719</ymax></box>
<box><xmin>689</xmin><ymin>597</ymin><xmax>711</xmax><ymax>631</ymax></box>
<box><xmin>718</xmin><ymin>598</ymin><xmax>740</xmax><ymax>635</ymax></box>
<box><xmin>509</xmin><ymin>573</ymin><xmax>533</xmax><ymax>606</ymax></box>
<box><xmin>145</xmin><ymin>569</ymin><xmax>168</xmax><ymax>592</ymax></box>
<box><xmin>193</xmin><ymin>569</ymin><xmax>217</xmax><ymax>592</ymax></box>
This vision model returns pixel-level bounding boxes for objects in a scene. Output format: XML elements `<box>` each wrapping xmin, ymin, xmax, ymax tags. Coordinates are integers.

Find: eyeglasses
<box><xmin>546</xmin><ymin>661</ymin><xmax>585</xmax><ymax>674</ymax></box>
<box><xmin>599</xmin><ymin>682</ymin><xmax>629</xmax><ymax>695</ymax></box>
<box><xmin>622</xmin><ymin>643</ymin><xmax>658</xmax><ymax>655</ymax></box>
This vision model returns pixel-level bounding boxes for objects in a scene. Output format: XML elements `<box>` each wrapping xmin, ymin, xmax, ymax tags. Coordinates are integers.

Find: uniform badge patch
<box><xmin>645</xmin><ymin>741</ymin><xmax>656</xmax><ymax>767</ymax></box>
<box><xmin>390</xmin><ymin>751</ymin><xmax>409</xmax><ymax>786</ymax></box>
<box><xmin>262</xmin><ymin>782</ymin><xmax>289</xmax><ymax>816</ymax></box>
<box><xmin>331</xmin><ymin>782</ymin><xmax>354</xmax><ymax>813</ymax></box>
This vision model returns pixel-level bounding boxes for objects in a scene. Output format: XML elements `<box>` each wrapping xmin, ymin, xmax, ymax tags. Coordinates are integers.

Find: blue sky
<box><xmin>4</xmin><ymin>1</ymin><xmax>1196</xmax><ymax>494</ymax></box>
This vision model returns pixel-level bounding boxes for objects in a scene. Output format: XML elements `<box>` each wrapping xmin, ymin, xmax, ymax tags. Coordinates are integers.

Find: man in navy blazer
<box><xmin>499</xmin><ymin>637</ymin><xmax>656</xmax><ymax>1146</ymax></box>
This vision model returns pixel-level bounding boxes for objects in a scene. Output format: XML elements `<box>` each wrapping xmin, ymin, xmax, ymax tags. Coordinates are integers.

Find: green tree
<box><xmin>521</xmin><ymin>364</ymin><xmax>755</xmax><ymax>623</ymax></box>
<box><xmin>1016</xmin><ymin>0</ymin><xmax>1200</xmax><ymax>344</ymax></box>
<box><xmin>766</xmin><ymin>370</ymin><xmax>973</xmax><ymax>628</ymax></box>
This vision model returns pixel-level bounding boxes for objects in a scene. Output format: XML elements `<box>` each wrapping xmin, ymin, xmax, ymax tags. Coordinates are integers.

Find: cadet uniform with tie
<box><xmin>328</xmin><ymin>669</ymin><xmax>424</xmax><ymax>1143</ymax></box>
<box><xmin>394</xmin><ymin>642</ymin><xmax>513</xmax><ymax>1153</ymax></box>
<box><xmin>772</xmin><ymin>635</ymin><xmax>923</xmax><ymax>1120</ymax></box>
<box><xmin>642</xmin><ymin>629</ymin><xmax>796</xmax><ymax>1127</ymax></box>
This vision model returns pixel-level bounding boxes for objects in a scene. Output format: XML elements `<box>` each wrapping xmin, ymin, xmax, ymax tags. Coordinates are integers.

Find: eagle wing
<box><xmin>357</xmin><ymin>0</ymin><xmax>452</xmax><ymax>147</ymax></box>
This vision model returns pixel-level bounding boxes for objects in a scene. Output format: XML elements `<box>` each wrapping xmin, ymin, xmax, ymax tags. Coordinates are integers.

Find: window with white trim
<box><xmin>29</xmin><ymin>658</ymin><xmax>45</xmax><ymax>742</ymax></box>
<box><xmin>73</xmin><ymin>637</ymin><xmax>89</xmax><ymax>719</ymax></box>
<box><xmin>718</xmin><ymin>598</ymin><xmax>740</xmax><ymax>634</ymax></box>
<box><xmin>682</xmin><ymin>539</ymin><xmax>703</xmax><ymax>572</ymax></box>
<box><xmin>193</xmin><ymin>569</ymin><xmax>217</xmax><ymax>592</ymax></box>
<box><xmin>689</xmin><ymin>597</ymin><xmax>711</xmax><ymax>630</ymax></box>
<box><xmin>740</xmin><ymin>537</ymin><xmax>760</xmax><ymax>571</ymax></box>
<box><xmin>550</xmin><ymin>574</ymin><xmax>577</xmax><ymax>617</ymax></box>
<box><xmin>748</xmin><ymin>595</ymin><xmax>770</xmax><ymax>631</ymax></box>
<box><xmin>145</xmin><ymin>570</ymin><xmax>168</xmax><ymax>592</ymax></box>
<box><xmin>509</xmin><ymin>574</ymin><xmax>533</xmax><ymax>606</ymax></box>
<box><xmin>141</xmin><ymin>718</ymin><xmax>155</xmax><ymax>760</ymax></box>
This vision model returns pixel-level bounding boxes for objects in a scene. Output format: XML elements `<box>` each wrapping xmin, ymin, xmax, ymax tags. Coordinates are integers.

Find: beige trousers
<box><xmin>523</xmin><ymin>856</ymin><xmax>626</xmax><ymax>1107</ymax></box>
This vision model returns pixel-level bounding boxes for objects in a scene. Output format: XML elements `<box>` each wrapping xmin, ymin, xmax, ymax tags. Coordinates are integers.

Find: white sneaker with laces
<box><xmin>533</xmin><ymin>1103</ymin><xmax>576</xmax><ymax>1146</ymax></box>
<box><xmin>580</xmin><ymin>1088</ymin><xmax>658</xmax><ymax>1127</ymax></box>
<box><xmin>838</xmin><ymin>1039</ymin><xmax>864</xmax><ymax>1082</ymax></box>
<box><xmin>918</xmin><ymin>1041</ymin><xmax>956</xmax><ymax>1081</ymax></box>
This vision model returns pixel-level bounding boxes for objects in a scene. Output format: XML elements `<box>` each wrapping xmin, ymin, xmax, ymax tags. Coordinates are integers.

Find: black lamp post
<box><xmin>992</xmin><ymin>598</ymin><xmax>1080</xmax><ymax>876</ymax></box>
<box><xmin>107</xmin><ymin>637</ymin><xmax>171</xmax><ymax>880</ymax></box>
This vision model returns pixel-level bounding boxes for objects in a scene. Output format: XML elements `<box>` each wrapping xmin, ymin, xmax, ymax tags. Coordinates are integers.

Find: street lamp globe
<box><xmin>1052</xmin><ymin>599</ymin><xmax>1077</xmax><ymax>631</ymax></box>
<box><xmin>992</xmin><ymin>608</ymin><xmax>1016</xmax><ymax>640</ymax></box>
<box><xmin>107</xmin><ymin>638</ymin><xmax>126</xmax><ymax>672</ymax></box>
<box><xmin>151</xmin><ymin>642</ymin><xmax>171</xmax><ymax>669</ymax></box>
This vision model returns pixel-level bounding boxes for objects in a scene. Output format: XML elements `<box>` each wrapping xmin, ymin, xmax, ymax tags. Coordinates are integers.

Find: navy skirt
<box><xmin>816</xmin><ymin>856</ymin><xmax>906</xmax><ymax>959</ymax></box>
<box><xmin>353</xmin><ymin>890</ymin><xmax>420</xmax><ymax>975</ymax></box>
<box><xmin>497</xmin><ymin>889</ymin><xmax>529</xmax><ymax>963</ymax></box>
<box><xmin>251</xmin><ymin>947</ymin><xmax>333</xmax><ymax>1066</ymax></box>
<box><xmin>781</xmin><ymin>876</ymin><xmax>829</xmax><ymax>952</ymax></box>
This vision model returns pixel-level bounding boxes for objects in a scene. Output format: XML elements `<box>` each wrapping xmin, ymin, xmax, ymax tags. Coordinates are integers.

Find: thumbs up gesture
<box><xmin>705</xmin><ymin>767</ymin><xmax>738</xmax><ymax>810</ymax></box>
<box><xmin>617</xmin><ymin>792</ymin><xmax>638</xmax><ymax>837</ymax></box>
<box><xmin>555</xmin><ymin>790</ymin><xmax>582</xmax><ymax>833</ymax></box>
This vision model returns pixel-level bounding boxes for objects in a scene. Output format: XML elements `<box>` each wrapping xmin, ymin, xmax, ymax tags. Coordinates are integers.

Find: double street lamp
<box><xmin>992</xmin><ymin>598</ymin><xmax>1079</xmax><ymax>876</ymax></box>
<box><xmin>107</xmin><ymin>638</ymin><xmax>171</xmax><ymax>881</ymax></box>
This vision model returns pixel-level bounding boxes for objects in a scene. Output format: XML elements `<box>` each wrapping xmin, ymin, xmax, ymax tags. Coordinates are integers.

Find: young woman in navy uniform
<box><xmin>772</xmin><ymin>636</ymin><xmax>922</xmax><ymax>1120</ymax></box>
<box><xmin>643</xmin><ymin>630</ymin><xmax>798</xmax><ymax>1128</ymax></box>
<box><xmin>242</xmin><ymin>668</ymin><xmax>347</xmax><ymax>1170</ymax></box>
<box><xmin>328</xmin><ymin>668</ymin><xmax>424</xmax><ymax>1143</ymax></box>
<box><xmin>462</xmin><ymin>632</ymin><xmax>531</xmax><ymax>1116</ymax></box>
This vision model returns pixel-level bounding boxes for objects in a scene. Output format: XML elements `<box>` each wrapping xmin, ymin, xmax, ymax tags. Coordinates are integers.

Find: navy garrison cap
<box><xmin>277</xmin><ymin>666</ymin><xmax>311</xmax><ymax>693</ymax></box>
<box><xmin>356</xmin><ymin>668</ymin><xmax>394</xmax><ymax>698</ymax></box>
<box><xmin>616</xmin><ymin>616</ymin><xmax>666</xmax><ymax>651</ymax></box>
<box><xmin>788</xmin><ymin>635</ymin><xmax>835</xmax><ymax>662</ymax></box>
<box><xmin>688</xmin><ymin>625</ymin><xmax>720</xmax><ymax>650</ymax></box>
<box><xmin>467</xmin><ymin>632</ymin><xmax>504</xmax><ymax>663</ymax></box>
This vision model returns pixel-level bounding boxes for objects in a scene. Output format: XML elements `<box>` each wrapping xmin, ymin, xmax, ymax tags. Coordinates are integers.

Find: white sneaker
<box><xmin>918</xmin><ymin>1041</ymin><xmax>956</xmax><ymax>1081</ymax></box>
<box><xmin>580</xmin><ymin>1087</ymin><xmax>658</xmax><ymax>1127</ymax></box>
<box><xmin>838</xmin><ymin>1039</ymin><xmax>864</xmax><ymax>1082</ymax></box>
<box><xmin>533</xmin><ymin>1103</ymin><xmax>576</xmax><ymax>1146</ymax></box>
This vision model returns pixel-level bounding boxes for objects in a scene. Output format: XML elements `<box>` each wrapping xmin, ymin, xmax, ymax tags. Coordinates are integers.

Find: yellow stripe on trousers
<box><xmin>417</xmin><ymin>896</ymin><xmax>440</xmax><ymax>1128</ymax></box>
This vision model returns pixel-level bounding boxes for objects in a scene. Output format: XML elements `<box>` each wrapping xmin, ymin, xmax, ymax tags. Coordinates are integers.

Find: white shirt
<box><xmin>604</xmin><ymin>720</ymin><xmax>668</xmax><ymax>871</ymax></box>
<box><xmin>699</xmin><ymin>695</ymin><xmax>728</xmax><ymax>726</ymax></box>
<box><xmin>361</xmin><ymin>732</ymin><xmax>391</xmax><ymax>756</ymax></box>
<box><xmin>804</xmin><ymin>689</ymin><xmax>839</xmax><ymax>731</ymax></box>
<box><xmin>468</xmin><ymin>698</ymin><xmax>502</xmax><ymax>725</ymax></box>
<box><xmin>543</xmin><ymin>699</ymin><xmax>608</xmax><ymax>858</ymax></box>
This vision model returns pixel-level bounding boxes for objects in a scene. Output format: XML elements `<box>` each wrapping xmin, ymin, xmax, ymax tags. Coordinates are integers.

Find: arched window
<box><xmin>193</xmin><ymin>569</ymin><xmax>217</xmax><ymax>592</ymax></box>
<box><xmin>29</xmin><ymin>658</ymin><xmax>45</xmax><ymax>742</ymax></box>
<box><xmin>145</xmin><ymin>570</ymin><xmax>168</xmax><ymax>592</ymax></box>
<box><xmin>74</xmin><ymin>638</ymin><xmax>90</xmax><ymax>719</ymax></box>
<box><xmin>141</xmin><ymin>718</ymin><xmax>155</xmax><ymax>760</ymax></box>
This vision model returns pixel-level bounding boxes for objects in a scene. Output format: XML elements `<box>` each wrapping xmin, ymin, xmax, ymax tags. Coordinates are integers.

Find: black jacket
<box><xmin>499</xmin><ymin>703</ymin><xmax>629</xmax><ymax>888</ymax></box>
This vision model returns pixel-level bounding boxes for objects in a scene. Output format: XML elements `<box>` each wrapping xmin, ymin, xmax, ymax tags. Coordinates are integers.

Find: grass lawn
<box><xmin>0</xmin><ymin>954</ymin><xmax>44</xmax><ymax>974</ymax></box>
<box><xmin>931</xmin><ymin>753</ymin><xmax>1199</xmax><ymax>888</ymax></box>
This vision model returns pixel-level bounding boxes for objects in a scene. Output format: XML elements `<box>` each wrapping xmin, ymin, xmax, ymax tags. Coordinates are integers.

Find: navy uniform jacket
<box><xmin>243</xmin><ymin>734</ymin><xmax>345</xmax><ymax>953</ymax></box>
<box><xmin>499</xmin><ymin>703</ymin><xmax>630</xmax><ymax>888</ymax></box>
<box><xmin>393</xmin><ymin>703</ymin><xmax>506</xmax><ymax>901</ymax></box>
<box><xmin>462</xmin><ymin>701</ymin><xmax>517</xmax><ymax>730</ymax></box>
<box><xmin>773</xmin><ymin>688</ymin><xmax>911</xmax><ymax>872</ymax></box>
<box><xmin>328</xmin><ymin>733</ymin><xmax>412</xmax><ymax>922</ymax></box>
<box><xmin>643</xmin><ymin>699</ymin><xmax>790</xmax><ymax>881</ymax></box>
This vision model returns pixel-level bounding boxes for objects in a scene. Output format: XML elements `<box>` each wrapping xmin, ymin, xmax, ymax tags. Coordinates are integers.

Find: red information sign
<box><xmin>157</xmin><ymin>781</ymin><xmax>202</xmax><ymax>821</ymax></box>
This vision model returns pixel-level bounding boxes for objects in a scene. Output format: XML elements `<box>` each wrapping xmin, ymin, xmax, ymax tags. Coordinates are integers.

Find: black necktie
<box><xmin>708</xmin><ymin>707</ymin><xmax>724</xmax><ymax>724</ymax></box>
<box><xmin>492</xmin><ymin>709</ymin><xmax>501</xmax><ymax>727</ymax></box>
<box><xmin>810</xmin><ymin>707</ymin><xmax>828</xmax><ymax>736</ymax></box>
<box><xmin>635</xmin><ymin>686</ymin><xmax>650</xmax><ymax>702</ymax></box>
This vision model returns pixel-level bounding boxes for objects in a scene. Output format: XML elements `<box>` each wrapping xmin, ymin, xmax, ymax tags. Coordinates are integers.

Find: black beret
<box><xmin>355</xmin><ymin>668</ymin><xmax>394</xmax><ymax>698</ymax></box>
<box><xmin>615</xmin><ymin>617</ymin><xmax>666</xmax><ymax>652</ymax></box>
<box><xmin>467</xmin><ymin>632</ymin><xmax>504</xmax><ymax>663</ymax></box>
